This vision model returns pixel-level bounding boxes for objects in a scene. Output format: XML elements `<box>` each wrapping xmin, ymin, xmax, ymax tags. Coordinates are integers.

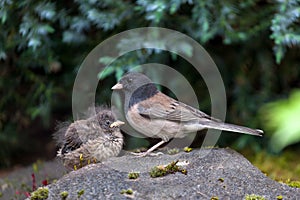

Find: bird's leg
<box><xmin>146</xmin><ymin>140</ymin><xmax>166</xmax><ymax>154</ymax></box>
<box><xmin>131</xmin><ymin>140</ymin><xmax>166</xmax><ymax>157</ymax></box>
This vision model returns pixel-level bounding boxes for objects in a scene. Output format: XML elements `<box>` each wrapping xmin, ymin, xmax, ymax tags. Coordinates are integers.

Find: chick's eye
<box><xmin>105</xmin><ymin>120</ymin><xmax>111</xmax><ymax>125</ymax></box>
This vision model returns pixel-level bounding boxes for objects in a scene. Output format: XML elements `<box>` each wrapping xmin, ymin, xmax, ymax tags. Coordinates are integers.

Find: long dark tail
<box><xmin>204</xmin><ymin>121</ymin><xmax>264</xmax><ymax>136</ymax></box>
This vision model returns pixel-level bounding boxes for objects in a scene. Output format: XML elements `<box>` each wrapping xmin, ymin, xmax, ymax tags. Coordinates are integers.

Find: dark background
<box><xmin>1</xmin><ymin>0</ymin><xmax>300</xmax><ymax>180</ymax></box>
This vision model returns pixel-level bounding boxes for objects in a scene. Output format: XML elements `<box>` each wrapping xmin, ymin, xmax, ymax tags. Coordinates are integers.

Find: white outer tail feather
<box><xmin>203</xmin><ymin>121</ymin><xmax>264</xmax><ymax>136</ymax></box>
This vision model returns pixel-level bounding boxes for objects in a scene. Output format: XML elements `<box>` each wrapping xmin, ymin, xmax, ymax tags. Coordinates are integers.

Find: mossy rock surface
<box><xmin>42</xmin><ymin>148</ymin><xmax>300</xmax><ymax>199</ymax></box>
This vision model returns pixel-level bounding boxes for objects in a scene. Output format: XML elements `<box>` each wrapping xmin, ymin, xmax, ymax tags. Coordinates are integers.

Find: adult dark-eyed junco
<box><xmin>53</xmin><ymin>106</ymin><xmax>124</xmax><ymax>169</ymax></box>
<box><xmin>111</xmin><ymin>72</ymin><xmax>263</xmax><ymax>156</ymax></box>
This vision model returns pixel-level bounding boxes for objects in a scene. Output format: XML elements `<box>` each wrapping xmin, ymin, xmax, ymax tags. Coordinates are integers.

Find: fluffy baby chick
<box><xmin>54</xmin><ymin>106</ymin><xmax>124</xmax><ymax>169</ymax></box>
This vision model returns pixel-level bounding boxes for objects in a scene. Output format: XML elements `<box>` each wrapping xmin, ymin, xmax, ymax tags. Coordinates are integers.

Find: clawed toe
<box><xmin>130</xmin><ymin>152</ymin><xmax>147</xmax><ymax>157</ymax></box>
<box><xmin>130</xmin><ymin>151</ymin><xmax>163</xmax><ymax>157</ymax></box>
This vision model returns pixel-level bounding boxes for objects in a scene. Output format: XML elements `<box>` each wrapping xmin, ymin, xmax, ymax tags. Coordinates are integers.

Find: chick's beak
<box><xmin>111</xmin><ymin>83</ymin><xmax>123</xmax><ymax>90</ymax></box>
<box><xmin>110</xmin><ymin>120</ymin><xmax>125</xmax><ymax>128</ymax></box>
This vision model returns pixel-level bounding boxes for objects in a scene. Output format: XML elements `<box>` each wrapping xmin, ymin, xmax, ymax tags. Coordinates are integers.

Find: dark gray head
<box><xmin>96</xmin><ymin>109</ymin><xmax>117</xmax><ymax>131</ymax></box>
<box><xmin>111</xmin><ymin>72</ymin><xmax>155</xmax><ymax>93</ymax></box>
<box><xmin>111</xmin><ymin>72</ymin><xmax>158</xmax><ymax>107</ymax></box>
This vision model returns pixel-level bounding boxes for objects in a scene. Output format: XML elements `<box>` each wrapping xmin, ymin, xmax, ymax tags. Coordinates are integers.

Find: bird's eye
<box><xmin>105</xmin><ymin>120</ymin><xmax>110</xmax><ymax>125</ymax></box>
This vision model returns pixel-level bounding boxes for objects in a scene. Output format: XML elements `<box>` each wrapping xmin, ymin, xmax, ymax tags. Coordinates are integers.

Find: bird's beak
<box><xmin>111</xmin><ymin>83</ymin><xmax>123</xmax><ymax>90</ymax></box>
<box><xmin>110</xmin><ymin>120</ymin><xmax>125</xmax><ymax>128</ymax></box>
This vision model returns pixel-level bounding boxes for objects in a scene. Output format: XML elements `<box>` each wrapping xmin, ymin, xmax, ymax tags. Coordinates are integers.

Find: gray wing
<box><xmin>61</xmin><ymin>123</ymin><xmax>83</xmax><ymax>154</ymax></box>
<box><xmin>137</xmin><ymin>92</ymin><xmax>221</xmax><ymax>122</ymax></box>
<box><xmin>136</xmin><ymin>92</ymin><xmax>263</xmax><ymax>136</ymax></box>
<box><xmin>61</xmin><ymin>117</ymin><xmax>107</xmax><ymax>154</ymax></box>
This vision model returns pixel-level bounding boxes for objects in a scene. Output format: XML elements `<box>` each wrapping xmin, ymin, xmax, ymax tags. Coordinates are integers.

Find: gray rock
<box><xmin>45</xmin><ymin>148</ymin><xmax>300</xmax><ymax>199</ymax></box>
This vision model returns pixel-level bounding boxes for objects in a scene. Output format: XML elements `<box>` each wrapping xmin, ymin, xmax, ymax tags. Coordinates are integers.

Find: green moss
<box><xmin>0</xmin><ymin>192</ymin><xmax>2</xmax><ymax>197</ymax></box>
<box><xmin>285</xmin><ymin>179</ymin><xmax>300</xmax><ymax>188</ymax></box>
<box><xmin>128</xmin><ymin>172</ymin><xmax>140</xmax><ymax>179</ymax></box>
<box><xmin>149</xmin><ymin>166</ymin><xmax>167</xmax><ymax>178</ymax></box>
<box><xmin>245</xmin><ymin>150</ymin><xmax>300</xmax><ymax>180</ymax></box>
<box><xmin>211</xmin><ymin>196</ymin><xmax>219</xmax><ymax>200</ymax></box>
<box><xmin>60</xmin><ymin>191</ymin><xmax>68</xmax><ymax>199</ymax></box>
<box><xmin>149</xmin><ymin>160</ymin><xmax>187</xmax><ymax>178</ymax></box>
<box><xmin>167</xmin><ymin>148</ymin><xmax>180</xmax><ymax>155</ymax></box>
<box><xmin>32</xmin><ymin>160</ymin><xmax>43</xmax><ymax>173</ymax></box>
<box><xmin>218</xmin><ymin>178</ymin><xmax>224</xmax><ymax>182</ymax></box>
<box><xmin>244</xmin><ymin>194</ymin><xmax>265</xmax><ymax>200</ymax></box>
<box><xmin>30</xmin><ymin>187</ymin><xmax>49</xmax><ymax>200</ymax></box>
<box><xmin>276</xmin><ymin>195</ymin><xmax>283</xmax><ymax>200</ymax></box>
<box><xmin>77</xmin><ymin>189</ymin><xmax>84</xmax><ymax>198</ymax></box>
<box><xmin>183</xmin><ymin>147</ymin><xmax>192</xmax><ymax>152</ymax></box>
<box><xmin>181</xmin><ymin>169</ymin><xmax>187</xmax><ymax>175</ymax></box>
<box><xmin>120</xmin><ymin>189</ymin><xmax>133</xmax><ymax>195</ymax></box>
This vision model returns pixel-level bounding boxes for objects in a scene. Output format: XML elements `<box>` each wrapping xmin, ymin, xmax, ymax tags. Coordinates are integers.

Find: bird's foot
<box><xmin>130</xmin><ymin>140</ymin><xmax>166</xmax><ymax>157</ymax></box>
<box><xmin>130</xmin><ymin>151</ymin><xmax>164</xmax><ymax>157</ymax></box>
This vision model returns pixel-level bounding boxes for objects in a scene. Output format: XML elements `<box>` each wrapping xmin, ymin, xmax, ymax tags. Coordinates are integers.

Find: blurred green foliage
<box><xmin>246</xmin><ymin>149</ymin><xmax>300</xmax><ymax>180</ymax></box>
<box><xmin>1</xmin><ymin>0</ymin><xmax>300</xmax><ymax>168</ymax></box>
<box><xmin>261</xmin><ymin>91</ymin><xmax>300</xmax><ymax>153</ymax></box>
